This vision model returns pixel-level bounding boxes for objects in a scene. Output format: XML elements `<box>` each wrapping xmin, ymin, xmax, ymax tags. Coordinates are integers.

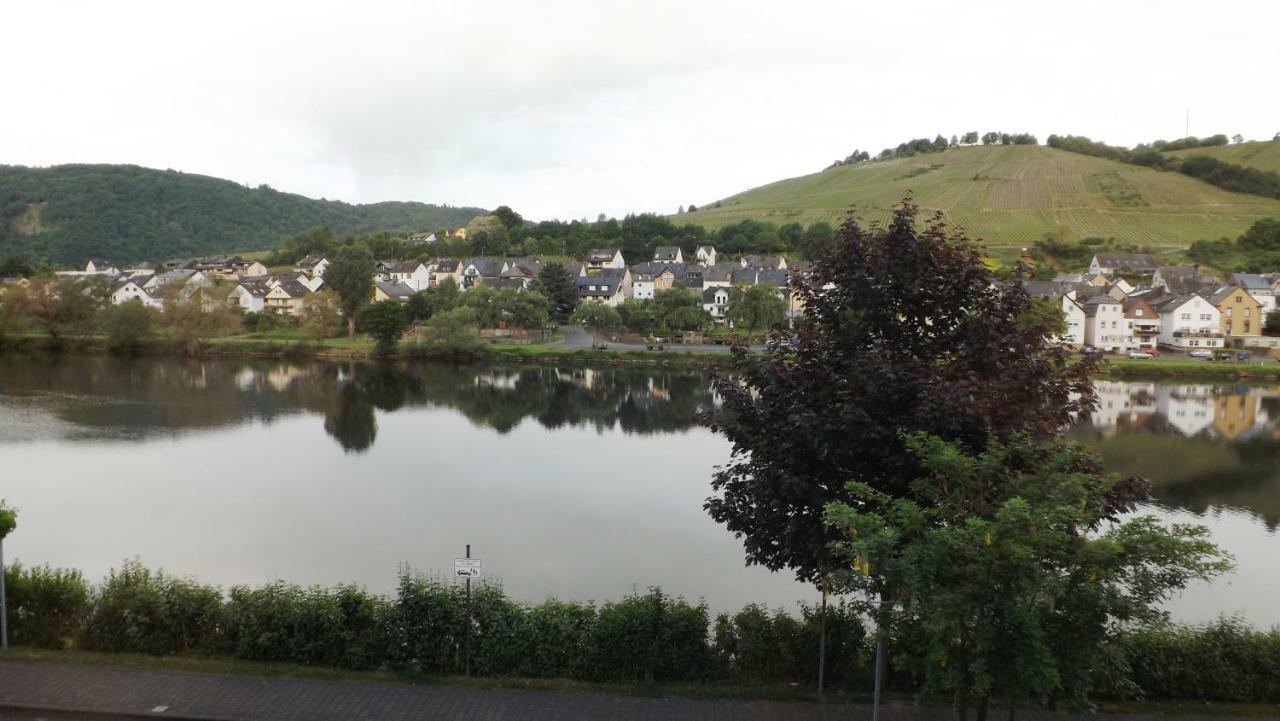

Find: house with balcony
<box><xmin>1122</xmin><ymin>296</ymin><xmax>1160</xmax><ymax>351</ymax></box>
<box><xmin>1151</xmin><ymin>293</ymin><xmax>1223</xmax><ymax>350</ymax></box>
<box><xmin>585</xmin><ymin>248</ymin><xmax>625</xmax><ymax>272</ymax></box>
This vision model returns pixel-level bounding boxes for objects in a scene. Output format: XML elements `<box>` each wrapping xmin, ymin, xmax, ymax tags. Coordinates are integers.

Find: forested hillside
<box><xmin>0</xmin><ymin>164</ymin><xmax>486</xmax><ymax>264</ymax></box>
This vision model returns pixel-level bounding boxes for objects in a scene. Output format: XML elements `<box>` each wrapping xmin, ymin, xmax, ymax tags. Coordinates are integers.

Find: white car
<box><xmin>1188</xmin><ymin>349</ymin><xmax>1214</xmax><ymax>359</ymax></box>
<box><xmin>1128</xmin><ymin>351</ymin><xmax>1154</xmax><ymax>359</ymax></box>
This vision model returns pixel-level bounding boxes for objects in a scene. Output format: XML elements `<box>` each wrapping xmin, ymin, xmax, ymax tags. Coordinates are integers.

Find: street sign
<box><xmin>454</xmin><ymin>558</ymin><xmax>482</xmax><ymax>578</ymax></box>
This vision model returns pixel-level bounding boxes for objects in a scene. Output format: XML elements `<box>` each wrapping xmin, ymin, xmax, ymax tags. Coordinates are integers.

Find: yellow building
<box><xmin>1208</xmin><ymin>286</ymin><xmax>1264</xmax><ymax>337</ymax></box>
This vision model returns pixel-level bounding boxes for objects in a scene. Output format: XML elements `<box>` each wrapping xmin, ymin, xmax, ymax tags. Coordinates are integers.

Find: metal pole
<box><xmin>872</xmin><ymin>590</ymin><xmax>887</xmax><ymax>721</ymax></box>
<box><xmin>817</xmin><ymin>584</ymin><xmax>827</xmax><ymax>695</ymax></box>
<box><xmin>1</xmin><ymin>538</ymin><xmax>8</xmax><ymax>652</ymax></box>
<box><xmin>464</xmin><ymin>543</ymin><xmax>471</xmax><ymax>678</ymax></box>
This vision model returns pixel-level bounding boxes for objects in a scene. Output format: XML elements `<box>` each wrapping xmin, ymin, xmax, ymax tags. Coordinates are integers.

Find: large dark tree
<box><xmin>531</xmin><ymin>263</ymin><xmax>579</xmax><ymax>324</ymax></box>
<box><xmin>706</xmin><ymin>200</ymin><xmax>1103</xmax><ymax>584</ymax></box>
<box><xmin>325</xmin><ymin>246</ymin><xmax>374</xmax><ymax>341</ymax></box>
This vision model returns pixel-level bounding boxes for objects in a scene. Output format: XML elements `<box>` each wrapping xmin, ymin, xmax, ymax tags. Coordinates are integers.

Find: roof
<box><xmin>463</xmin><ymin>258</ymin><xmax>504</xmax><ymax>276</ymax></box>
<box><xmin>477</xmin><ymin>277</ymin><xmax>528</xmax><ymax>291</ymax></box>
<box><xmin>1021</xmin><ymin>280</ymin><xmax>1071</xmax><ymax>299</ymax></box>
<box><xmin>702</xmin><ymin>286</ymin><xmax>728</xmax><ymax>302</ymax></box>
<box><xmin>151</xmin><ymin>269</ymin><xmax>198</xmax><ymax>284</ymax></box>
<box><xmin>696</xmin><ymin>245</ymin><xmax>715</xmax><ymax>253</ymax></box>
<box><xmin>1231</xmin><ymin>273</ymin><xmax>1273</xmax><ymax>291</ymax></box>
<box><xmin>1157</xmin><ymin>265</ymin><xmax>1217</xmax><ymax>295</ymax></box>
<box><xmin>1093</xmin><ymin>253</ymin><xmax>1157</xmax><ymax>269</ymax></box>
<box><xmin>1149</xmin><ymin>292</ymin><xmax>1201</xmax><ymax>312</ymax></box>
<box><xmin>576</xmin><ymin>268</ymin><xmax>625</xmax><ymax>297</ymax></box>
<box><xmin>434</xmin><ymin>259</ymin><xmax>460</xmax><ymax>272</ymax></box>
<box><xmin>384</xmin><ymin>261</ymin><xmax>423</xmax><ymax>273</ymax></box>
<box><xmin>631</xmin><ymin>262</ymin><xmax>680</xmax><ymax>280</ymax></box>
<box><xmin>1207</xmin><ymin>284</ymin><xmax>1257</xmax><ymax>305</ymax></box>
<box><xmin>653</xmin><ymin>246</ymin><xmax>681</xmax><ymax>260</ymax></box>
<box><xmin>740</xmin><ymin>255</ymin><xmax>785</xmax><ymax>270</ymax></box>
<box><xmin>586</xmin><ymin>248</ymin><xmax>620</xmax><ymax>262</ymax></box>
<box><xmin>231</xmin><ymin>281</ymin><xmax>271</xmax><ymax>298</ymax></box>
<box><xmin>296</xmin><ymin>255</ymin><xmax>327</xmax><ymax>267</ymax></box>
<box><xmin>703</xmin><ymin>265</ymin><xmax>734</xmax><ymax>283</ymax></box>
<box><xmin>376</xmin><ymin>280</ymin><xmax>415</xmax><ymax>299</ymax></box>
<box><xmin>270</xmin><ymin>279</ymin><xmax>312</xmax><ymax>298</ymax></box>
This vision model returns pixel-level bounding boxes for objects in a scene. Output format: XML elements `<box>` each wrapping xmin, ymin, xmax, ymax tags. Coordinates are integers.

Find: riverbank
<box><xmin>1100</xmin><ymin>357</ymin><xmax>1280</xmax><ymax>381</ymax></box>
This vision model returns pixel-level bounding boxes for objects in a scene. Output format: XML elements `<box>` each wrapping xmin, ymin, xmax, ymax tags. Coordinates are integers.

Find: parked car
<box><xmin>1189</xmin><ymin>349</ymin><xmax>1214</xmax><ymax>359</ymax></box>
<box><xmin>1079</xmin><ymin>345</ymin><xmax>1100</xmax><ymax>356</ymax></box>
<box><xmin>1128</xmin><ymin>351</ymin><xmax>1154</xmax><ymax>359</ymax></box>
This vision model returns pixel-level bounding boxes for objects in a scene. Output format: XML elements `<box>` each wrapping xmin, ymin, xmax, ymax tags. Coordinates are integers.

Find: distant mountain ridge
<box><xmin>0</xmin><ymin>164</ymin><xmax>488</xmax><ymax>264</ymax></box>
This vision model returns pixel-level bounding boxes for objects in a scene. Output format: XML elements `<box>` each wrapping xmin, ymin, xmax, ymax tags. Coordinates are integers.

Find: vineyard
<box><xmin>1164</xmin><ymin>139</ymin><xmax>1280</xmax><ymax>173</ymax></box>
<box><xmin>680</xmin><ymin>145</ymin><xmax>1280</xmax><ymax>262</ymax></box>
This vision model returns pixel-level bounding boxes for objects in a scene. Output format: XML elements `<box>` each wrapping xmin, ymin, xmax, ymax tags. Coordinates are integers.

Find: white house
<box><xmin>1088</xmin><ymin>253</ymin><xmax>1157</xmax><ymax>277</ymax></box>
<box><xmin>430</xmin><ymin>259</ymin><xmax>463</xmax><ymax>288</ymax></box>
<box><xmin>1061</xmin><ymin>292</ymin><xmax>1086</xmax><ymax>346</ymax></box>
<box><xmin>577</xmin><ymin>268</ymin><xmax>627</xmax><ymax>307</ymax></box>
<box><xmin>228</xmin><ymin>282</ymin><xmax>271</xmax><ymax>313</ymax></box>
<box><xmin>653</xmin><ymin>246</ymin><xmax>684</xmax><ymax>264</ymax></box>
<box><xmin>585</xmin><ymin>249</ymin><xmax>626</xmax><ymax>271</ymax></box>
<box><xmin>695</xmin><ymin>246</ymin><xmax>717</xmax><ymax>266</ymax></box>
<box><xmin>264</xmin><ymin>279</ymin><xmax>311</xmax><ymax>316</ymax></box>
<box><xmin>293</xmin><ymin>255</ymin><xmax>329</xmax><ymax>279</ymax></box>
<box><xmin>1152</xmin><ymin>294</ymin><xmax>1223</xmax><ymax>350</ymax></box>
<box><xmin>144</xmin><ymin>269</ymin><xmax>212</xmax><ymax>298</ymax></box>
<box><xmin>110</xmin><ymin>280</ymin><xmax>161</xmax><ymax>309</ymax></box>
<box><xmin>630</xmin><ymin>266</ymin><xmax>675</xmax><ymax>300</ymax></box>
<box><xmin>1082</xmin><ymin>296</ymin><xmax>1126</xmax><ymax>351</ymax></box>
<box><xmin>377</xmin><ymin>261</ymin><xmax>430</xmax><ymax>292</ymax></box>
<box><xmin>703</xmin><ymin>286</ymin><xmax>730</xmax><ymax>319</ymax></box>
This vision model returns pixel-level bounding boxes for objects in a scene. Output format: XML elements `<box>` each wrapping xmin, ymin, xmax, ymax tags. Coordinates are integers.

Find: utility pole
<box><xmin>0</xmin><ymin>536</ymin><xmax>7</xmax><ymax>652</ymax></box>
<box><xmin>464</xmin><ymin>543</ymin><xmax>471</xmax><ymax>678</ymax></box>
<box><xmin>817</xmin><ymin>583</ymin><xmax>827</xmax><ymax>695</ymax></box>
<box><xmin>1185</xmin><ymin>107</ymin><xmax>1190</xmax><ymax>139</ymax></box>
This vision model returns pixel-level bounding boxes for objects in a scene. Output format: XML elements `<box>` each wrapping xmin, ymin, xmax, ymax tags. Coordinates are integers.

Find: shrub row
<box><xmin>6</xmin><ymin>560</ymin><xmax>1279</xmax><ymax>701</ymax></box>
<box><xmin>1</xmin><ymin>560</ymin><xmax>867</xmax><ymax>686</ymax></box>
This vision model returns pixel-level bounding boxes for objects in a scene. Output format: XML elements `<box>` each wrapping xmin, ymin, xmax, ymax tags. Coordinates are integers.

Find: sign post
<box><xmin>454</xmin><ymin>547</ymin><xmax>481</xmax><ymax>677</ymax></box>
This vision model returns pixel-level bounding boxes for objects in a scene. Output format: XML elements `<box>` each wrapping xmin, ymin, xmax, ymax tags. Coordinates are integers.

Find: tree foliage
<box><xmin>358</xmin><ymin>301</ymin><xmax>407</xmax><ymax>355</ymax></box>
<box><xmin>300</xmin><ymin>289</ymin><xmax>342</xmax><ymax>342</ymax></box>
<box><xmin>706</xmin><ymin>200</ymin><xmax>1099</xmax><ymax>584</ymax></box>
<box><xmin>570</xmin><ymin>303</ymin><xmax>621</xmax><ymax>346</ymax></box>
<box><xmin>531</xmin><ymin>263</ymin><xmax>579</xmax><ymax>324</ymax></box>
<box><xmin>101</xmin><ymin>300</ymin><xmax>154</xmax><ymax>354</ymax></box>
<box><xmin>0</xmin><ymin>275</ymin><xmax>96</xmax><ymax>344</ymax></box>
<box><xmin>325</xmin><ymin>247</ymin><xmax>375</xmax><ymax>340</ymax></box>
<box><xmin>726</xmin><ymin>284</ymin><xmax>786</xmax><ymax>342</ymax></box>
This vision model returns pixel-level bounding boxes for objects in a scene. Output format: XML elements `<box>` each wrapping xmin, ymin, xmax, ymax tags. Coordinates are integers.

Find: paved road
<box><xmin>556</xmin><ymin>325</ymin><xmax>759</xmax><ymax>354</ymax></box>
<box><xmin>0</xmin><ymin>661</ymin><xmax>1262</xmax><ymax>721</ymax></box>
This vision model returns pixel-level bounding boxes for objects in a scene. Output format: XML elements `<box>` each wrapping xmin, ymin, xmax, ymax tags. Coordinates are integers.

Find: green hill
<box><xmin>1164</xmin><ymin>139</ymin><xmax>1280</xmax><ymax>173</ymax></box>
<box><xmin>682</xmin><ymin>145</ymin><xmax>1280</xmax><ymax>259</ymax></box>
<box><xmin>0</xmin><ymin>164</ymin><xmax>487</xmax><ymax>264</ymax></box>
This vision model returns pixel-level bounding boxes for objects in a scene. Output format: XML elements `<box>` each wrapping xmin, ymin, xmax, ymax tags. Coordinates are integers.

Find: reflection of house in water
<box><xmin>266</xmin><ymin>365</ymin><xmax>307</xmax><ymax>392</ymax></box>
<box><xmin>1087</xmin><ymin>381</ymin><xmax>1158</xmax><ymax>438</ymax></box>
<box><xmin>474</xmin><ymin>371</ymin><xmax>519</xmax><ymax>391</ymax></box>
<box><xmin>1156</xmin><ymin>384</ymin><xmax>1216</xmax><ymax>438</ymax></box>
<box><xmin>1213</xmin><ymin>393</ymin><xmax>1260</xmax><ymax>441</ymax></box>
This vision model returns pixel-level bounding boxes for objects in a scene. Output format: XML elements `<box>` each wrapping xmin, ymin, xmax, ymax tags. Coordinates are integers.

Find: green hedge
<box><xmin>1116</xmin><ymin>618</ymin><xmax>1280</xmax><ymax>702</ymax></box>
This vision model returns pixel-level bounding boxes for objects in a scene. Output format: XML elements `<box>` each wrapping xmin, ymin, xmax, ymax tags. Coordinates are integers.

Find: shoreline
<box><xmin>4</xmin><ymin>334</ymin><xmax>1280</xmax><ymax>378</ymax></box>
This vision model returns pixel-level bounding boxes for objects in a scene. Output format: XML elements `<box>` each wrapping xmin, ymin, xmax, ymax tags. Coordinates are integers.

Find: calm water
<box><xmin>0</xmin><ymin>356</ymin><xmax>1276</xmax><ymax>625</ymax></box>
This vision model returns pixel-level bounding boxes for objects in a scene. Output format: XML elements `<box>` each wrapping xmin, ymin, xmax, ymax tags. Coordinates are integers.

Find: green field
<box><xmin>1165</xmin><ymin>139</ymin><xmax>1280</xmax><ymax>173</ymax></box>
<box><xmin>681</xmin><ymin>145</ymin><xmax>1280</xmax><ymax>259</ymax></box>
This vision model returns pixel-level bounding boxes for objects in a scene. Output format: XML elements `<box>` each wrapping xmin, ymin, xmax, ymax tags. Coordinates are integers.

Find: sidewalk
<box><xmin>0</xmin><ymin>661</ymin><xmax>1255</xmax><ymax>721</ymax></box>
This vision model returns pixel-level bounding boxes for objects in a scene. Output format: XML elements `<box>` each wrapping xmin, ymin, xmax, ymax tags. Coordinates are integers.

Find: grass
<box><xmin>1101</xmin><ymin>356</ymin><xmax>1280</xmax><ymax>379</ymax></box>
<box><xmin>1165</xmin><ymin>139</ymin><xmax>1280</xmax><ymax>173</ymax></box>
<box><xmin>678</xmin><ymin>145</ymin><xmax>1280</xmax><ymax>263</ymax></box>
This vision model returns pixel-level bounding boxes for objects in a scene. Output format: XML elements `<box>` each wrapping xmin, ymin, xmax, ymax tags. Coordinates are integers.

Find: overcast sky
<box><xmin>3</xmin><ymin>1</ymin><xmax>1276</xmax><ymax>220</ymax></box>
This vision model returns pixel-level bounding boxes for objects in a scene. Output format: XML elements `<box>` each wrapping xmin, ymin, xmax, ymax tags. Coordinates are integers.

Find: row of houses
<box><xmin>1030</xmin><ymin>253</ymin><xmax>1280</xmax><ymax>353</ymax></box>
<box><xmin>1085</xmin><ymin>380</ymin><xmax>1279</xmax><ymax>442</ymax></box>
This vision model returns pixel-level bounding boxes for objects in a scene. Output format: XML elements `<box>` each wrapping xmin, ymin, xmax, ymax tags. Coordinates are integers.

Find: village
<box><xmin>1024</xmin><ymin>252</ymin><xmax>1280</xmax><ymax>358</ymax></box>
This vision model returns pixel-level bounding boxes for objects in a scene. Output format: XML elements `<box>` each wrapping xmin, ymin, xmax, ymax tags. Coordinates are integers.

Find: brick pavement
<box><xmin>0</xmin><ymin>661</ymin><xmax>1258</xmax><ymax>721</ymax></box>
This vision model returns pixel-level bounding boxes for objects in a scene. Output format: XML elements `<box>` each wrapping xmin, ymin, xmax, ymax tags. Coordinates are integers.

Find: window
<box><xmin>1181</xmin><ymin>313</ymin><xmax>1191</xmax><ymax>320</ymax></box>
<box><xmin>1135</xmin><ymin>309</ymin><xmax>1144</xmax><ymax>317</ymax></box>
<box><xmin>1226</xmin><ymin>308</ymin><xmax>1233</xmax><ymax>317</ymax></box>
<box><xmin>1245</xmin><ymin>309</ymin><xmax>1251</xmax><ymax>318</ymax></box>
<box><xmin>1200</xmin><ymin>314</ymin><xmax>1212</xmax><ymax>321</ymax></box>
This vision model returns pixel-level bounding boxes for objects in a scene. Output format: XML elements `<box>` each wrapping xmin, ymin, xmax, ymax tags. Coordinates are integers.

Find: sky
<box><xmin>3</xmin><ymin>0</ymin><xmax>1277</xmax><ymax>220</ymax></box>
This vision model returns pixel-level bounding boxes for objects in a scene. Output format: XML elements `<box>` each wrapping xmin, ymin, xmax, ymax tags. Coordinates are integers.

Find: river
<box><xmin>0</xmin><ymin>355</ymin><xmax>1276</xmax><ymax>626</ymax></box>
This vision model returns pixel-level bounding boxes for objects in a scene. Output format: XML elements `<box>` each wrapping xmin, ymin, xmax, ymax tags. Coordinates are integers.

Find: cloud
<box><xmin>2</xmin><ymin>0</ymin><xmax>1277</xmax><ymax>220</ymax></box>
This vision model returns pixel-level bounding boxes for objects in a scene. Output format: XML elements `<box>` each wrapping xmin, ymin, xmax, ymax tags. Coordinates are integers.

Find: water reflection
<box><xmin>1070</xmin><ymin>380</ymin><xmax>1280</xmax><ymax>530</ymax></box>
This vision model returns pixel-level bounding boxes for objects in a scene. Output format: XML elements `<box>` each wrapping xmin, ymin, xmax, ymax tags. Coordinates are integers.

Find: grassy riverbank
<box><xmin>1100</xmin><ymin>357</ymin><xmax>1280</xmax><ymax>381</ymax></box>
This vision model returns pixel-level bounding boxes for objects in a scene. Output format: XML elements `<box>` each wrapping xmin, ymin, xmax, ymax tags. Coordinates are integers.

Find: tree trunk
<box><xmin>872</xmin><ymin>590</ymin><xmax>888</xmax><ymax>721</ymax></box>
<box><xmin>976</xmin><ymin>695</ymin><xmax>989</xmax><ymax>721</ymax></box>
<box><xmin>347</xmin><ymin>315</ymin><xmax>356</xmax><ymax>342</ymax></box>
<box><xmin>1008</xmin><ymin>701</ymin><xmax>1016</xmax><ymax>721</ymax></box>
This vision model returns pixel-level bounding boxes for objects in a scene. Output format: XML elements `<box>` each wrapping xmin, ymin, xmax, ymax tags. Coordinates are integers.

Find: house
<box><xmin>144</xmin><ymin>269</ymin><xmax>212</xmax><ymax>298</ymax></box>
<box><xmin>1122</xmin><ymin>296</ymin><xmax>1160</xmax><ymax>351</ymax></box>
<box><xmin>109</xmin><ymin>279</ymin><xmax>161</xmax><ymax>309</ymax></box>
<box><xmin>1022</xmin><ymin>281</ymin><xmax>1086</xmax><ymax>345</ymax></box>
<box><xmin>702</xmin><ymin>286</ymin><xmax>730</xmax><ymax>319</ymax></box>
<box><xmin>1088</xmin><ymin>253</ymin><xmax>1157</xmax><ymax>277</ymax></box>
<box><xmin>264</xmin><ymin>279</ymin><xmax>312</xmax><ymax>315</ymax></box>
<box><xmin>192</xmin><ymin>256</ymin><xmax>268</xmax><ymax>279</ymax></box>
<box><xmin>228</xmin><ymin>281</ymin><xmax>271</xmax><ymax>313</ymax></box>
<box><xmin>695</xmin><ymin>246</ymin><xmax>717</xmax><ymax>266</ymax></box>
<box><xmin>585</xmin><ymin>249</ymin><xmax>626</xmax><ymax>272</ymax></box>
<box><xmin>653</xmin><ymin>246</ymin><xmax>684</xmax><ymax>264</ymax></box>
<box><xmin>446</xmin><ymin>227</ymin><xmax>469</xmax><ymax>240</ymax></box>
<box><xmin>1230</xmin><ymin>273</ymin><xmax>1277</xmax><ymax>313</ymax></box>
<box><xmin>1208</xmin><ymin>285</ymin><xmax>1263</xmax><ymax>338</ymax></box>
<box><xmin>373</xmin><ymin>280</ymin><xmax>415</xmax><ymax>303</ymax></box>
<box><xmin>1153</xmin><ymin>265</ymin><xmax>1216</xmax><ymax>296</ymax></box>
<box><xmin>293</xmin><ymin>255</ymin><xmax>330</xmax><ymax>279</ymax></box>
<box><xmin>407</xmin><ymin>232</ymin><xmax>438</xmax><ymax>245</ymax></box>
<box><xmin>577</xmin><ymin>268</ymin><xmax>627</xmax><ymax>306</ymax></box>
<box><xmin>1151</xmin><ymin>293</ymin><xmax>1223</xmax><ymax>350</ymax></box>
<box><xmin>461</xmin><ymin>258</ymin><xmax>504</xmax><ymax>288</ymax></box>
<box><xmin>123</xmin><ymin>262</ymin><xmax>156</xmax><ymax>277</ymax></box>
<box><xmin>739</xmin><ymin>255</ymin><xmax>788</xmax><ymax>271</ymax></box>
<box><xmin>1082</xmin><ymin>296</ymin><xmax>1126</xmax><ymax>352</ymax></box>
<box><xmin>702</xmin><ymin>264</ymin><xmax>734</xmax><ymax>288</ymax></box>
<box><xmin>631</xmin><ymin>265</ymin><xmax>677</xmax><ymax>300</ymax></box>
<box><xmin>376</xmin><ymin>261</ymin><xmax>430</xmax><ymax>291</ymax></box>
<box><xmin>430</xmin><ymin>259</ymin><xmax>463</xmax><ymax>288</ymax></box>
<box><xmin>475</xmin><ymin>276</ymin><xmax>528</xmax><ymax>292</ymax></box>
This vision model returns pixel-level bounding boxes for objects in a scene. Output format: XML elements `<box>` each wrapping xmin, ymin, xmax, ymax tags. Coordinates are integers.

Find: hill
<box><xmin>1164</xmin><ymin>139</ymin><xmax>1280</xmax><ymax>173</ymax></box>
<box><xmin>0</xmin><ymin>164</ymin><xmax>487</xmax><ymax>264</ymax></box>
<box><xmin>681</xmin><ymin>145</ymin><xmax>1280</xmax><ymax>260</ymax></box>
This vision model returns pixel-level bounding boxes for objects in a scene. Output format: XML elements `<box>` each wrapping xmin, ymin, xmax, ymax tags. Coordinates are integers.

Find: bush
<box><xmin>593</xmin><ymin>588</ymin><xmax>710</xmax><ymax>682</ymax></box>
<box><xmin>518</xmin><ymin>599</ymin><xmax>598</xmax><ymax>678</ymax></box>
<box><xmin>1116</xmin><ymin>618</ymin><xmax>1280</xmax><ymax>702</ymax></box>
<box><xmin>2</xmin><ymin>562</ymin><xmax>90</xmax><ymax>648</ymax></box>
<box><xmin>711</xmin><ymin>600</ymin><xmax>867</xmax><ymax>686</ymax></box>
<box><xmin>80</xmin><ymin>560</ymin><xmax>223</xmax><ymax>654</ymax></box>
<box><xmin>389</xmin><ymin>572</ymin><xmax>467</xmax><ymax>672</ymax></box>
<box><xmin>225</xmin><ymin>581</ymin><xmax>390</xmax><ymax>669</ymax></box>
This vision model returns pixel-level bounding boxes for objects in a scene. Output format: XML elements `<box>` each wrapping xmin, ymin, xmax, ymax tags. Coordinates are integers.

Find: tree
<box><xmin>358</xmin><ymin>301</ymin><xmax>407</xmax><ymax>355</ymax></box>
<box><xmin>531</xmin><ymin>263</ymin><xmax>579</xmax><ymax>324</ymax></box>
<box><xmin>101</xmin><ymin>300</ymin><xmax>154</xmax><ymax>354</ymax></box>
<box><xmin>726</xmin><ymin>284</ymin><xmax>786</xmax><ymax>343</ymax></box>
<box><xmin>706</xmin><ymin>200</ymin><xmax>1099</xmax><ymax>585</ymax></box>
<box><xmin>0</xmin><ymin>499</ymin><xmax>15</xmax><ymax>651</ymax></box>
<box><xmin>462</xmin><ymin>285</ymin><xmax>501</xmax><ymax>328</ymax></box>
<box><xmin>570</xmin><ymin>302</ymin><xmax>621</xmax><ymax>347</ymax></box>
<box><xmin>500</xmin><ymin>290</ymin><xmax>550</xmax><ymax>335</ymax></box>
<box><xmin>161</xmin><ymin>288</ymin><xmax>238</xmax><ymax>349</ymax></box>
<box><xmin>406</xmin><ymin>306</ymin><xmax>484</xmax><ymax>359</ymax></box>
<box><xmin>325</xmin><ymin>246</ymin><xmax>375</xmax><ymax>340</ymax></box>
<box><xmin>1232</xmin><ymin>133</ymin><xmax>1244</xmax><ymax>144</ymax></box>
<box><xmin>491</xmin><ymin>205</ymin><xmax>524</xmax><ymax>231</ymax></box>
<box><xmin>405</xmin><ymin>292</ymin><xmax>432</xmax><ymax>323</ymax></box>
<box><xmin>423</xmin><ymin>277</ymin><xmax>462</xmax><ymax>318</ymax></box>
<box><xmin>688</xmin><ymin>204</ymin><xmax>698</xmax><ymax>212</ymax></box>
<box><xmin>1266</xmin><ymin>308</ymin><xmax>1280</xmax><ymax>335</ymax></box>
<box><xmin>962</xmin><ymin>131</ymin><xmax>979</xmax><ymax>145</ymax></box>
<box><xmin>1</xmin><ymin>275</ymin><xmax>96</xmax><ymax>345</ymax></box>
<box><xmin>652</xmin><ymin>287</ymin><xmax>710</xmax><ymax>334</ymax></box>
<box><xmin>300</xmin><ymin>289</ymin><xmax>342</xmax><ymax>343</ymax></box>
<box><xmin>826</xmin><ymin>433</ymin><xmax>1229</xmax><ymax>719</ymax></box>
<box><xmin>981</xmin><ymin>132</ymin><xmax>1000</xmax><ymax>145</ymax></box>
